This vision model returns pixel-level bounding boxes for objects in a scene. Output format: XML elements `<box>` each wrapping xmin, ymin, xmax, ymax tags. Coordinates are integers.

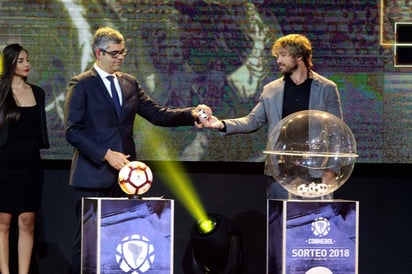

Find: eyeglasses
<box><xmin>99</xmin><ymin>48</ymin><xmax>128</xmax><ymax>58</ymax></box>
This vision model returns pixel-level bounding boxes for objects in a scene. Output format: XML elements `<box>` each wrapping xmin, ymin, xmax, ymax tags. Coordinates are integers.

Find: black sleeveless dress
<box><xmin>0</xmin><ymin>105</ymin><xmax>43</xmax><ymax>213</ymax></box>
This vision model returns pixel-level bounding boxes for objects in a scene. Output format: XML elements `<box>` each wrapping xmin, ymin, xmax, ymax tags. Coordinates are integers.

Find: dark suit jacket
<box><xmin>64</xmin><ymin>68</ymin><xmax>196</xmax><ymax>189</ymax></box>
<box><xmin>0</xmin><ymin>84</ymin><xmax>49</xmax><ymax>149</ymax></box>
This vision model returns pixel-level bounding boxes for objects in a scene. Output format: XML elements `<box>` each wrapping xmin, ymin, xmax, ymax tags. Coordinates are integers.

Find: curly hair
<box><xmin>272</xmin><ymin>34</ymin><xmax>313</xmax><ymax>69</ymax></box>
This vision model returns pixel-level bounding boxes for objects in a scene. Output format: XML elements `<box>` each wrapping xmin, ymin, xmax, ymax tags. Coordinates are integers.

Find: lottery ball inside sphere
<box><xmin>264</xmin><ymin>110</ymin><xmax>358</xmax><ymax>198</ymax></box>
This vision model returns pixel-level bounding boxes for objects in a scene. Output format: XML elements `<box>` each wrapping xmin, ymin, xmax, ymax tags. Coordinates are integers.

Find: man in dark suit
<box><xmin>63</xmin><ymin>26</ymin><xmax>210</xmax><ymax>274</ymax></box>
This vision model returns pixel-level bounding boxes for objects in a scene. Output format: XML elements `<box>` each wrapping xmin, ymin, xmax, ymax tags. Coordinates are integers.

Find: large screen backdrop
<box><xmin>1</xmin><ymin>1</ymin><xmax>410</xmax><ymax>163</ymax></box>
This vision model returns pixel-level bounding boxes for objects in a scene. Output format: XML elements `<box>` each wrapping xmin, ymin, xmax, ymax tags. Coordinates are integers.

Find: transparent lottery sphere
<box><xmin>264</xmin><ymin>110</ymin><xmax>358</xmax><ymax>199</ymax></box>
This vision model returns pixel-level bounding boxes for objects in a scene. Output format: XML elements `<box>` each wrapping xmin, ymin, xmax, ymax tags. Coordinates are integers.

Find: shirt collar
<box><xmin>283</xmin><ymin>69</ymin><xmax>313</xmax><ymax>83</ymax></box>
<box><xmin>94</xmin><ymin>63</ymin><xmax>116</xmax><ymax>79</ymax></box>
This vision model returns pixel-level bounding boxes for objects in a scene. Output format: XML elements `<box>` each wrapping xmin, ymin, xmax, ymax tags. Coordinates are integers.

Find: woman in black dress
<box><xmin>0</xmin><ymin>44</ymin><xmax>49</xmax><ymax>274</ymax></box>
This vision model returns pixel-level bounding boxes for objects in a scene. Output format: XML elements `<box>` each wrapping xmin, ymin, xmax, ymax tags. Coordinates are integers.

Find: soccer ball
<box><xmin>118</xmin><ymin>161</ymin><xmax>153</xmax><ymax>195</ymax></box>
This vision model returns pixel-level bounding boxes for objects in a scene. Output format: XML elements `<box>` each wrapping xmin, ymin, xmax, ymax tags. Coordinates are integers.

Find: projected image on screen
<box><xmin>1</xmin><ymin>1</ymin><xmax>411</xmax><ymax>163</ymax></box>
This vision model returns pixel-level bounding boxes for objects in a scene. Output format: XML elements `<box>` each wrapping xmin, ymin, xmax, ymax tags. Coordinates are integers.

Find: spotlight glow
<box><xmin>198</xmin><ymin>218</ymin><xmax>216</xmax><ymax>234</ymax></box>
<box><xmin>142</xmin><ymin>127</ymin><xmax>209</xmax><ymax>223</ymax></box>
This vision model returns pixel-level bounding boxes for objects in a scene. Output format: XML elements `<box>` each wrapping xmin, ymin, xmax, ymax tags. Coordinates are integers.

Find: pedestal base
<box><xmin>81</xmin><ymin>198</ymin><xmax>174</xmax><ymax>274</ymax></box>
<box><xmin>267</xmin><ymin>199</ymin><xmax>359</xmax><ymax>274</ymax></box>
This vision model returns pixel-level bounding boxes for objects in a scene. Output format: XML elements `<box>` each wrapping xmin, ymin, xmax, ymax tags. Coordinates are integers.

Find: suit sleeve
<box><xmin>325</xmin><ymin>84</ymin><xmax>343</xmax><ymax>120</ymax></box>
<box><xmin>64</xmin><ymin>77</ymin><xmax>109</xmax><ymax>165</ymax></box>
<box><xmin>126</xmin><ymin>76</ymin><xmax>196</xmax><ymax>127</ymax></box>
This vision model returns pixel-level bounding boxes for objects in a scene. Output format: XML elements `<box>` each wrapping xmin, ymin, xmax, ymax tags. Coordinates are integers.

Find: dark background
<box><xmin>8</xmin><ymin>162</ymin><xmax>411</xmax><ymax>274</ymax></box>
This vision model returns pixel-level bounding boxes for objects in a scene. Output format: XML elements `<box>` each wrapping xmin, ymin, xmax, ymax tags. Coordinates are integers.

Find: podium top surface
<box><xmin>83</xmin><ymin>197</ymin><xmax>173</xmax><ymax>201</ymax></box>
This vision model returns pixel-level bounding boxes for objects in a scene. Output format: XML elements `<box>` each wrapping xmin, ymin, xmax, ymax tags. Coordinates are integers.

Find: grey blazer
<box><xmin>222</xmin><ymin>71</ymin><xmax>343</xmax><ymax>177</ymax></box>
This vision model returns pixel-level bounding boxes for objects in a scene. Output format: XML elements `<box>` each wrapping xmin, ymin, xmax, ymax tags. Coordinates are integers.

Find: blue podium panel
<box><xmin>82</xmin><ymin>198</ymin><xmax>174</xmax><ymax>274</ymax></box>
<box><xmin>267</xmin><ymin>200</ymin><xmax>359</xmax><ymax>274</ymax></box>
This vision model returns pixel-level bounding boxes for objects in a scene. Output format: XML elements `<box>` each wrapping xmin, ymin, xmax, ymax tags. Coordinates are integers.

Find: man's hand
<box><xmin>201</xmin><ymin>115</ymin><xmax>225</xmax><ymax>130</ymax></box>
<box><xmin>192</xmin><ymin>104</ymin><xmax>212</xmax><ymax>128</ymax></box>
<box><xmin>104</xmin><ymin>149</ymin><xmax>130</xmax><ymax>170</ymax></box>
<box><xmin>191</xmin><ymin>104</ymin><xmax>226</xmax><ymax>130</ymax></box>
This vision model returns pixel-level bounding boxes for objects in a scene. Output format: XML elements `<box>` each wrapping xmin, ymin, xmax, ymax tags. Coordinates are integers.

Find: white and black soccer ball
<box><xmin>297</xmin><ymin>184</ymin><xmax>310</xmax><ymax>196</ymax></box>
<box><xmin>308</xmin><ymin>182</ymin><xmax>329</xmax><ymax>197</ymax></box>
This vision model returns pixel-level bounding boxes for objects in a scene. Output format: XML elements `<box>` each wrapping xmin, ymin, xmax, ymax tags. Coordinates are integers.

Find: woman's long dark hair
<box><xmin>0</xmin><ymin>43</ymin><xmax>28</xmax><ymax>131</ymax></box>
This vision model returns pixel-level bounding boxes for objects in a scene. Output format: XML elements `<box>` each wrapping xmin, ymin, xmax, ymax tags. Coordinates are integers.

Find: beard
<box><xmin>279</xmin><ymin>62</ymin><xmax>298</xmax><ymax>75</ymax></box>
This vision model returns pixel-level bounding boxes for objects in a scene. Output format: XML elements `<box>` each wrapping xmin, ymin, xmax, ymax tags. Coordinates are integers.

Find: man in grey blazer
<box><xmin>63</xmin><ymin>26</ymin><xmax>210</xmax><ymax>274</ymax></box>
<box><xmin>202</xmin><ymin>34</ymin><xmax>343</xmax><ymax>200</ymax></box>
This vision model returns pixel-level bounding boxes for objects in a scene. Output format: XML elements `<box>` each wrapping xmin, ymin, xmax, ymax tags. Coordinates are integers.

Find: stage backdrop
<box><xmin>0</xmin><ymin>1</ymin><xmax>411</xmax><ymax>163</ymax></box>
